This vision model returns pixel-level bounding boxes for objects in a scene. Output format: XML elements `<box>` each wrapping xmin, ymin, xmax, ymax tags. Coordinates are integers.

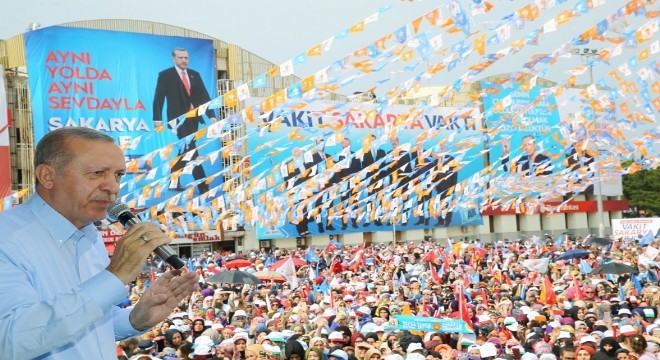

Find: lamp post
<box><xmin>575</xmin><ymin>47</ymin><xmax>605</xmax><ymax>237</ymax></box>
<box><xmin>390</xmin><ymin>201</ymin><xmax>400</xmax><ymax>247</ymax></box>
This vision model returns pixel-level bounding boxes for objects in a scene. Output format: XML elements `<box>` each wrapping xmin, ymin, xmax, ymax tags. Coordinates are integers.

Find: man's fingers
<box><xmin>155</xmin><ymin>269</ymin><xmax>176</xmax><ymax>283</ymax></box>
<box><xmin>163</xmin><ymin>271</ymin><xmax>198</xmax><ymax>297</ymax></box>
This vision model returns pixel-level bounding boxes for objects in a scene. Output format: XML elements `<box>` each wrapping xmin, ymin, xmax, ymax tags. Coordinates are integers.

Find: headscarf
<box><xmin>351</xmin><ymin>333</ymin><xmax>366</xmax><ymax>347</ymax></box>
<box><xmin>305</xmin><ymin>347</ymin><xmax>324</xmax><ymax>360</ymax></box>
<box><xmin>165</xmin><ymin>328</ymin><xmax>183</xmax><ymax>349</ymax></box>
<box><xmin>201</xmin><ymin>328</ymin><xmax>222</xmax><ymax>345</ymax></box>
<box><xmin>191</xmin><ymin>318</ymin><xmax>208</xmax><ymax>342</ymax></box>
<box><xmin>285</xmin><ymin>335</ymin><xmax>307</xmax><ymax>360</ymax></box>
<box><xmin>600</xmin><ymin>338</ymin><xmax>621</xmax><ymax>358</ymax></box>
<box><xmin>364</xmin><ymin>348</ymin><xmax>382</xmax><ymax>360</ymax></box>
<box><xmin>217</xmin><ymin>340</ymin><xmax>241</xmax><ymax>360</ymax></box>
<box><xmin>247</xmin><ymin>344</ymin><xmax>266</xmax><ymax>358</ymax></box>
<box><xmin>576</xmin><ymin>345</ymin><xmax>596</xmax><ymax>357</ymax></box>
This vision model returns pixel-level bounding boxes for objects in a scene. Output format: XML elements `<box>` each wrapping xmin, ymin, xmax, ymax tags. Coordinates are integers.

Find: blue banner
<box><xmin>482</xmin><ymin>84</ymin><xmax>567</xmax><ymax>199</ymax></box>
<box><xmin>25</xmin><ymin>26</ymin><xmax>221</xmax><ymax>211</ymax></box>
<box><xmin>244</xmin><ymin>100</ymin><xmax>485</xmax><ymax>239</ymax></box>
<box><xmin>384</xmin><ymin>315</ymin><xmax>473</xmax><ymax>333</ymax></box>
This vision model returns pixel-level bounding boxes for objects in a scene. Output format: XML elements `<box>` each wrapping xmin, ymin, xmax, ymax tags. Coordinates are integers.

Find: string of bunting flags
<box><xmin>1</xmin><ymin>0</ymin><xmax>658</xmax><ymax>240</ymax></box>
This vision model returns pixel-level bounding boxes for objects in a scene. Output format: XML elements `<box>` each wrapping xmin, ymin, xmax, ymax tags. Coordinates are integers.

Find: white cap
<box><xmin>557</xmin><ymin>332</ymin><xmax>571</xmax><ymax>340</ymax></box>
<box><xmin>330</xmin><ymin>350</ymin><xmax>349</xmax><ymax>360</ymax></box>
<box><xmin>522</xmin><ymin>353</ymin><xmax>539</xmax><ymax>360</ymax></box>
<box><xmin>384</xmin><ymin>355</ymin><xmax>404</xmax><ymax>360</ymax></box>
<box><xmin>580</xmin><ymin>335</ymin><xmax>597</xmax><ymax>344</ymax></box>
<box><xmin>407</xmin><ymin>343</ymin><xmax>424</xmax><ymax>353</ymax></box>
<box><xmin>234</xmin><ymin>309</ymin><xmax>247</xmax><ymax>317</ymax></box>
<box><xmin>618</xmin><ymin>308</ymin><xmax>632</xmax><ymax>315</ymax></box>
<box><xmin>343</xmin><ymin>295</ymin><xmax>354</xmax><ymax>301</ymax></box>
<box><xmin>193</xmin><ymin>345</ymin><xmax>213</xmax><ymax>355</ymax></box>
<box><xmin>232</xmin><ymin>332</ymin><xmax>248</xmax><ymax>343</ymax></box>
<box><xmin>480</xmin><ymin>343</ymin><xmax>498</xmax><ymax>358</ymax></box>
<box><xmin>620</xmin><ymin>325</ymin><xmax>637</xmax><ymax>336</ymax></box>
<box><xmin>195</xmin><ymin>335</ymin><xmax>215</xmax><ymax>347</ymax></box>
<box><xmin>329</xmin><ymin>331</ymin><xmax>344</xmax><ymax>341</ymax></box>
<box><xmin>357</xmin><ymin>306</ymin><xmax>371</xmax><ymax>315</ymax></box>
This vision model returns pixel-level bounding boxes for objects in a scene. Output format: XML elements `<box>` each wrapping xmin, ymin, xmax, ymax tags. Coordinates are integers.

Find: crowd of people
<box><xmin>117</xmin><ymin>235</ymin><xmax>660</xmax><ymax>360</ymax></box>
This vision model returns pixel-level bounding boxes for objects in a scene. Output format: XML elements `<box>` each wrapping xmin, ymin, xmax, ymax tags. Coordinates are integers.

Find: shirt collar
<box><xmin>26</xmin><ymin>194</ymin><xmax>95</xmax><ymax>247</ymax></box>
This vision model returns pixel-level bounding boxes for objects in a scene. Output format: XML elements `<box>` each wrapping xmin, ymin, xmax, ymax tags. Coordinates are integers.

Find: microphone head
<box><xmin>107</xmin><ymin>201</ymin><xmax>131</xmax><ymax>221</ymax></box>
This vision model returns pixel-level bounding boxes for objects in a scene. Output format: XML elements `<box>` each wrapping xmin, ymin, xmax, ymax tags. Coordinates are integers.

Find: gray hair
<box><xmin>35</xmin><ymin>127</ymin><xmax>115</xmax><ymax>183</ymax></box>
<box><xmin>171</xmin><ymin>47</ymin><xmax>188</xmax><ymax>56</ymax></box>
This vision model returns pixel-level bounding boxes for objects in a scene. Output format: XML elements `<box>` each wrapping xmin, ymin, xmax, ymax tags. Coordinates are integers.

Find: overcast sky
<box><xmin>2</xmin><ymin>0</ymin><xmax>647</xmax><ymax>87</ymax></box>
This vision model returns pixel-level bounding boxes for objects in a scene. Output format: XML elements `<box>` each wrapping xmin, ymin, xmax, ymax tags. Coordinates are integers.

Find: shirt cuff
<box><xmin>80</xmin><ymin>270</ymin><xmax>128</xmax><ymax>312</ymax></box>
<box><xmin>113</xmin><ymin>307</ymin><xmax>143</xmax><ymax>340</ymax></box>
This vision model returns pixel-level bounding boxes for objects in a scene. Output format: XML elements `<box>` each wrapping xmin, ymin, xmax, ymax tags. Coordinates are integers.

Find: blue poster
<box><xmin>384</xmin><ymin>315</ymin><xmax>473</xmax><ymax>334</ymax></box>
<box><xmin>244</xmin><ymin>100</ymin><xmax>485</xmax><ymax>240</ymax></box>
<box><xmin>25</xmin><ymin>26</ymin><xmax>221</xmax><ymax>212</ymax></box>
<box><xmin>482</xmin><ymin>84</ymin><xmax>565</xmax><ymax>200</ymax></box>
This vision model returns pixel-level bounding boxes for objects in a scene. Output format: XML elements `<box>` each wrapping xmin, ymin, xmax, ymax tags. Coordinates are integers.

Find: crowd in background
<box><xmin>116</xmin><ymin>234</ymin><xmax>660</xmax><ymax>360</ymax></box>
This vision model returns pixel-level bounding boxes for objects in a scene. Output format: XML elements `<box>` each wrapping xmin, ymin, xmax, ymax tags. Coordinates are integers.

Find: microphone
<box><xmin>107</xmin><ymin>202</ymin><xmax>185</xmax><ymax>269</ymax></box>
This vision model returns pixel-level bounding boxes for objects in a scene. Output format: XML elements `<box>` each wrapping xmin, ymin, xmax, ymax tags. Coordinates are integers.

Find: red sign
<box><xmin>99</xmin><ymin>227</ymin><xmax>124</xmax><ymax>243</ymax></box>
<box><xmin>481</xmin><ymin>199</ymin><xmax>629</xmax><ymax>215</ymax></box>
<box><xmin>183</xmin><ymin>232</ymin><xmax>222</xmax><ymax>243</ymax></box>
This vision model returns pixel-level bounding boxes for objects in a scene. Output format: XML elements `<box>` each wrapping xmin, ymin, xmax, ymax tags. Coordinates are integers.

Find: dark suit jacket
<box><xmin>361</xmin><ymin>149</ymin><xmax>386</xmax><ymax>184</ymax></box>
<box><xmin>517</xmin><ymin>153</ymin><xmax>552</xmax><ymax>176</ymax></box>
<box><xmin>381</xmin><ymin>149</ymin><xmax>412</xmax><ymax>192</ymax></box>
<box><xmin>153</xmin><ymin>67</ymin><xmax>215</xmax><ymax>138</ymax></box>
<box><xmin>433</xmin><ymin>154</ymin><xmax>458</xmax><ymax>199</ymax></box>
<box><xmin>331</xmin><ymin>150</ymin><xmax>360</xmax><ymax>184</ymax></box>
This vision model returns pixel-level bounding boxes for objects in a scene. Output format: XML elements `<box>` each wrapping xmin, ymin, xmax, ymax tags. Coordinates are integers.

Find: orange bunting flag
<box><xmin>424</xmin><ymin>9</ymin><xmax>441</xmax><ymax>26</ymax></box>
<box><xmin>653</xmin><ymin>82</ymin><xmax>660</xmax><ymax>93</ymax></box>
<box><xmin>301</xmin><ymin>76</ymin><xmax>315</xmax><ymax>92</ymax></box>
<box><xmin>412</xmin><ymin>17</ymin><xmax>423</xmax><ymax>34</ymax></box>
<box><xmin>474</xmin><ymin>34</ymin><xmax>486</xmax><ymax>55</ymax></box>
<box><xmin>224</xmin><ymin>89</ymin><xmax>238</xmax><ymax>108</ymax></box>
<box><xmin>652</xmin><ymin>98</ymin><xmax>660</xmax><ymax>112</ymax></box>
<box><xmin>609</xmin><ymin>70</ymin><xmax>622</xmax><ymax>81</ymax></box>
<box><xmin>242</xmin><ymin>106</ymin><xmax>256</xmax><ymax>123</ymax></box>
<box><xmin>401</xmin><ymin>49</ymin><xmax>414</xmax><ymax>61</ymax></box>
<box><xmin>260</xmin><ymin>95</ymin><xmax>276</xmax><ymax>113</ymax></box>
<box><xmin>518</xmin><ymin>4</ymin><xmax>532</xmax><ymax>20</ymax></box>
<box><xmin>267</xmin><ymin>66</ymin><xmax>279</xmax><ymax>77</ymax></box>
<box><xmin>556</xmin><ymin>10</ymin><xmax>573</xmax><ymax>25</ymax></box>
<box><xmin>307</xmin><ymin>45</ymin><xmax>322</xmax><ymax>57</ymax></box>
<box><xmin>354</xmin><ymin>47</ymin><xmax>368</xmax><ymax>57</ymax></box>
<box><xmin>274</xmin><ymin>90</ymin><xmax>286</xmax><ymax>104</ymax></box>
<box><xmin>349</xmin><ymin>21</ymin><xmax>365</xmax><ymax>33</ymax></box>
<box><xmin>375</xmin><ymin>35</ymin><xmax>390</xmax><ymax>50</ymax></box>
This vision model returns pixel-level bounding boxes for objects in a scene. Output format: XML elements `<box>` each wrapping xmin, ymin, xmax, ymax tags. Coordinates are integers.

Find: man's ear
<box><xmin>35</xmin><ymin>163</ymin><xmax>56</xmax><ymax>189</ymax></box>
